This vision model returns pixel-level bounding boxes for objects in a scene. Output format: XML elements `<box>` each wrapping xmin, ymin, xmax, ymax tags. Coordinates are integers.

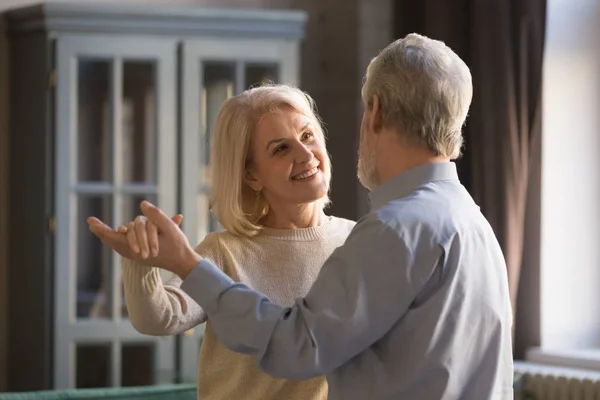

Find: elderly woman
<box><xmin>89</xmin><ymin>84</ymin><xmax>355</xmax><ymax>399</ymax></box>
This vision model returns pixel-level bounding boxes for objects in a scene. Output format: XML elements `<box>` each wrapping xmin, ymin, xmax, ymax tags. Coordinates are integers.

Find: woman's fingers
<box><xmin>87</xmin><ymin>217</ymin><xmax>133</xmax><ymax>259</ymax></box>
<box><xmin>172</xmin><ymin>214</ymin><xmax>183</xmax><ymax>227</ymax></box>
<box><xmin>147</xmin><ymin>221</ymin><xmax>159</xmax><ymax>258</ymax></box>
<box><xmin>134</xmin><ymin>216</ymin><xmax>150</xmax><ymax>259</ymax></box>
<box><xmin>125</xmin><ymin>221</ymin><xmax>140</xmax><ymax>254</ymax></box>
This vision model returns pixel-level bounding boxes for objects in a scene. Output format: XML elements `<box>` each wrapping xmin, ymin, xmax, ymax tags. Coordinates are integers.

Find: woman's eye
<box><xmin>303</xmin><ymin>131</ymin><xmax>314</xmax><ymax>140</ymax></box>
<box><xmin>274</xmin><ymin>145</ymin><xmax>287</xmax><ymax>154</ymax></box>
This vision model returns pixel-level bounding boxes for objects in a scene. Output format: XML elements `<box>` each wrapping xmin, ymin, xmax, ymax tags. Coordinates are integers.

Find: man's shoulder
<box><xmin>368</xmin><ymin>194</ymin><xmax>435</xmax><ymax>233</ymax></box>
<box><xmin>366</xmin><ymin>184</ymin><xmax>480</xmax><ymax>241</ymax></box>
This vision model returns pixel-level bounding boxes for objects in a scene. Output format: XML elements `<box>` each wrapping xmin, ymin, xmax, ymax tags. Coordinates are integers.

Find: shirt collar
<box><xmin>368</xmin><ymin>161</ymin><xmax>460</xmax><ymax>210</ymax></box>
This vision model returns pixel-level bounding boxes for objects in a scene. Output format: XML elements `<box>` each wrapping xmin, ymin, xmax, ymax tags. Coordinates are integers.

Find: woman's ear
<box><xmin>244</xmin><ymin>168</ymin><xmax>262</xmax><ymax>193</ymax></box>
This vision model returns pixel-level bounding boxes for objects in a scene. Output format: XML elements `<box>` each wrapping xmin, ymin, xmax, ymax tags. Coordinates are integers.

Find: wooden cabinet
<box><xmin>4</xmin><ymin>2</ymin><xmax>306</xmax><ymax>391</ymax></box>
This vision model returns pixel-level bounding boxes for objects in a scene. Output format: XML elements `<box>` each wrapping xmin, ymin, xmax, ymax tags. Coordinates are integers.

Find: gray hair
<box><xmin>363</xmin><ymin>33</ymin><xmax>473</xmax><ymax>159</ymax></box>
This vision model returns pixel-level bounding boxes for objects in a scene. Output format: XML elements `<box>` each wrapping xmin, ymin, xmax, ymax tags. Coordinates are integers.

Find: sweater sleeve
<box><xmin>123</xmin><ymin>232</ymin><xmax>222</xmax><ymax>336</ymax></box>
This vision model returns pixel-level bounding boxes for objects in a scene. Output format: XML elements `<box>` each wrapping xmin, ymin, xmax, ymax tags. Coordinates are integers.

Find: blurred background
<box><xmin>0</xmin><ymin>0</ymin><xmax>599</xmax><ymax>397</ymax></box>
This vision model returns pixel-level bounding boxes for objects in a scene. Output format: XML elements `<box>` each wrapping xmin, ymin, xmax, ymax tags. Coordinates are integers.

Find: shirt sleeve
<box><xmin>181</xmin><ymin>216</ymin><xmax>436</xmax><ymax>379</ymax></box>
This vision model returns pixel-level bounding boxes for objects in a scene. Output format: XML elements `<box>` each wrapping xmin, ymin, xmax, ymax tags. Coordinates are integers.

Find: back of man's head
<box><xmin>363</xmin><ymin>33</ymin><xmax>473</xmax><ymax>160</ymax></box>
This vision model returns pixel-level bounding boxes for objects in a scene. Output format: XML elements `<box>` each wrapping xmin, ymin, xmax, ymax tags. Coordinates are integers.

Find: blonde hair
<box><xmin>209</xmin><ymin>84</ymin><xmax>331</xmax><ymax>237</ymax></box>
<box><xmin>363</xmin><ymin>33</ymin><xmax>473</xmax><ymax>159</ymax></box>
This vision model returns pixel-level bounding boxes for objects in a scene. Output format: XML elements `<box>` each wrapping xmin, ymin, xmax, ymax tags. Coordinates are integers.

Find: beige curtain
<box><xmin>468</xmin><ymin>0</ymin><xmax>545</xmax><ymax>333</ymax></box>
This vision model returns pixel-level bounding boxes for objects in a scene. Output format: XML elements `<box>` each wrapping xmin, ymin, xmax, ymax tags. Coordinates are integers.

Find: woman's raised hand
<box><xmin>116</xmin><ymin>214</ymin><xmax>183</xmax><ymax>260</ymax></box>
<box><xmin>89</xmin><ymin>201</ymin><xmax>201</xmax><ymax>277</ymax></box>
<box><xmin>87</xmin><ymin>202</ymin><xmax>183</xmax><ymax>266</ymax></box>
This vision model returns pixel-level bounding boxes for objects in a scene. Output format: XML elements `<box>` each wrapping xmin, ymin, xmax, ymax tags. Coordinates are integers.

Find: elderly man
<box><xmin>90</xmin><ymin>33</ymin><xmax>514</xmax><ymax>399</ymax></box>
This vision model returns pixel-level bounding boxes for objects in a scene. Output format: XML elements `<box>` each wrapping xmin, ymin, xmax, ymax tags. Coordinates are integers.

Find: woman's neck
<box><xmin>261</xmin><ymin>202</ymin><xmax>327</xmax><ymax>229</ymax></box>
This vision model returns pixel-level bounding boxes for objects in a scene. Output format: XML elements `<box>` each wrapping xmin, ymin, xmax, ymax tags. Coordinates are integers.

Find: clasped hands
<box><xmin>87</xmin><ymin>200</ymin><xmax>201</xmax><ymax>279</ymax></box>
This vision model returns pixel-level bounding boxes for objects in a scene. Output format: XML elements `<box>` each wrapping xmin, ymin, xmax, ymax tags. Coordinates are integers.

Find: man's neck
<box><xmin>376</xmin><ymin>136</ymin><xmax>450</xmax><ymax>185</ymax></box>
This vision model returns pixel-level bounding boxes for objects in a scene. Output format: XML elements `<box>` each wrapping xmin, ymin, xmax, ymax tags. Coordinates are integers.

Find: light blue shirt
<box><xmin>182</xmin><ymin>162</ymin><xmax>514</xmax><ymax>399</ymax></box>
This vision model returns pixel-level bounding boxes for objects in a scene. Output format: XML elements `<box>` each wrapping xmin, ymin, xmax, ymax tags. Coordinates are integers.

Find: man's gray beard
<box><xmin>357</xmin><ymin>146</ymin><xmax>378</xmax><ymax>191</ymax></box>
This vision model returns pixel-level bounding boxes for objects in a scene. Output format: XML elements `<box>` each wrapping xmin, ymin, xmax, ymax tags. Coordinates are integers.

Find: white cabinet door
<box><xmin>54</xmin><ymin>34</ymin><xmax>177</xmax><ymax>389</ymax></box>
<box><xmin>178</xmin><ymin>37</ymin><xmax>300</xmax><ymax>383</ymax></box>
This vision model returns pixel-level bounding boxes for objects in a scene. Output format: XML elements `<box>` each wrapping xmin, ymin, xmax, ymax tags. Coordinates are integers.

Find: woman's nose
<box><xmin>294</xmin><ymin>143</ymin><xmax>314</xmax><ymax>163</ymax></box>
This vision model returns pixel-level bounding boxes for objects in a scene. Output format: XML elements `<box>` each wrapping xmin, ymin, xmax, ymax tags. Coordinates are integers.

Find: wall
<box><xmin>0</xmin><ymin>0</ymin><xmax>393</xmax><ymax>390</ymax></box>
<box><xmin>0</xmin><ymin>13</ymin><xmax>8</xmax><ymax>394</ymax></box>
<box><xmin>356</xmin><ymin>0</ymin><xmax>393</xmax><ymax>216</ymax></box>
<box><xmin>540</xmin><ymin>0</ymin><xmax>600</xmax><ymax>348</ymax></box>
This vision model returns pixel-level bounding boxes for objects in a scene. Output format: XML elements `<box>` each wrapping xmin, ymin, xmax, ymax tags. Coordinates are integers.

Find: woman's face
<box><xmin>245</xmin><ymin>106</ymin><xmax>330</xmax><ymax>210</ymax></box>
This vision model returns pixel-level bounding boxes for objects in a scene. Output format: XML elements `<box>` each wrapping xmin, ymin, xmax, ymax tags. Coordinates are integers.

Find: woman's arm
<box><xmin>122</xmin><ymin>232</ymin><xmax>222</xmax><ymax>336</ymax></box>
<box><xmin>122</xmin><ymin>260</ymin><xmax>207</xmax><ymax>335</ymax></box>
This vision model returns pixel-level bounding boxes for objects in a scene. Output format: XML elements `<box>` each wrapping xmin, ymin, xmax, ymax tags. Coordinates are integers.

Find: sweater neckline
<box><xmin>257</xmin><ymin>216</ymin><xmax>339</xmax><ymax>241</ymax></box>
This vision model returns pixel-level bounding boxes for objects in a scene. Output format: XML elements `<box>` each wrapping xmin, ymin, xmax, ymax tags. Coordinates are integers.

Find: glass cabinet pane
<box><xmin>121</xmin><ymin>193</ymin><xmax>158</xmax><ymax>225</ymax></box>
<box><xmin>56</xmin><ymin>35</ymin><xmax>178</xmax><ymax>390</ymax></box>
<box><xmin>121</xmin><ymin>343</ymin><xmax>155</xmax><ymax>386</ymax></box>
<box><xmin>76</xmin><ymin>344</ymin><xmax>111</xmax><ymax>388</ymax></box>
<box><xmin>196</xmin><ymin>193</ymin><xmax>210</xmax><ymax>243</ymax></box>
<box><xmin>77</xmin><ymin>196</ymin><xmax>113</xmax><ymax>319</ymax></box>
<box><xmin>122</xmin><ymin>61</ymin><xmax>158</xmax><ymax>184</ymax></box>
<box><xmin>245</xmin><ymin>63</ymin><xmax>279</xmax><ymax>89</ymax></box>
<box><xmin>201</xmin><ymin>62</ymin><xmax>235</xmax><ymax>182</ymax></box>
<box><xmin>77</xmin><ymin>60</ymin><xmax>112</xmax><ymax>182</ymax></box>
<box><xmin>198</xmin><ymin>62</ymin><xmax>236</xmax><ymax>239</ymax></box>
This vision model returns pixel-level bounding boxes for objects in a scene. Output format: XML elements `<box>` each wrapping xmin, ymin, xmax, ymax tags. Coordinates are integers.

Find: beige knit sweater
<box><xmin>122</xmin><ymin>216</ymin><xmax>355</xmax><ymax>400</ymax></box>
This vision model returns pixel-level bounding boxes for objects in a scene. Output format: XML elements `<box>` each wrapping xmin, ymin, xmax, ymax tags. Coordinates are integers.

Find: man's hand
<box><xmin>88</xmin><ymin>201</ymin><xmax>202</xmax><ymax>279</ymax></box>
<box><xmin>116</xmin><ymin>214</ymin><xmax>184</xmax><ymax>259</ymax></box>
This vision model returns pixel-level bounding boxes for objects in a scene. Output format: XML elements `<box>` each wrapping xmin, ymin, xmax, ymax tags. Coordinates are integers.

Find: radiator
<box><xmin>514</xmin><ymin>361</ymin><xmax>600</xmax><ymax>399</ymax></box>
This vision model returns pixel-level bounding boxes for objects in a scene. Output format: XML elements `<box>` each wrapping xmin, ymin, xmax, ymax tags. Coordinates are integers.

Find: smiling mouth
<box><xmin>291</xmin><ymin>167</ymin><xmax>319</xmax><ymax>181</ymax></box>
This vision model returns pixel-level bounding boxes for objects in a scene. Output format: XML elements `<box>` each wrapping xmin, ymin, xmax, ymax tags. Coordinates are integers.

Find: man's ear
<box><xmin>243</xmin><ymin>168</ymin><xmax>262</xmax><ymax>192</ymax></box>
<box><xmin>370</xmin><ymin>95</ymin><xmax>384</xmax><ymax>134</ymax></box>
